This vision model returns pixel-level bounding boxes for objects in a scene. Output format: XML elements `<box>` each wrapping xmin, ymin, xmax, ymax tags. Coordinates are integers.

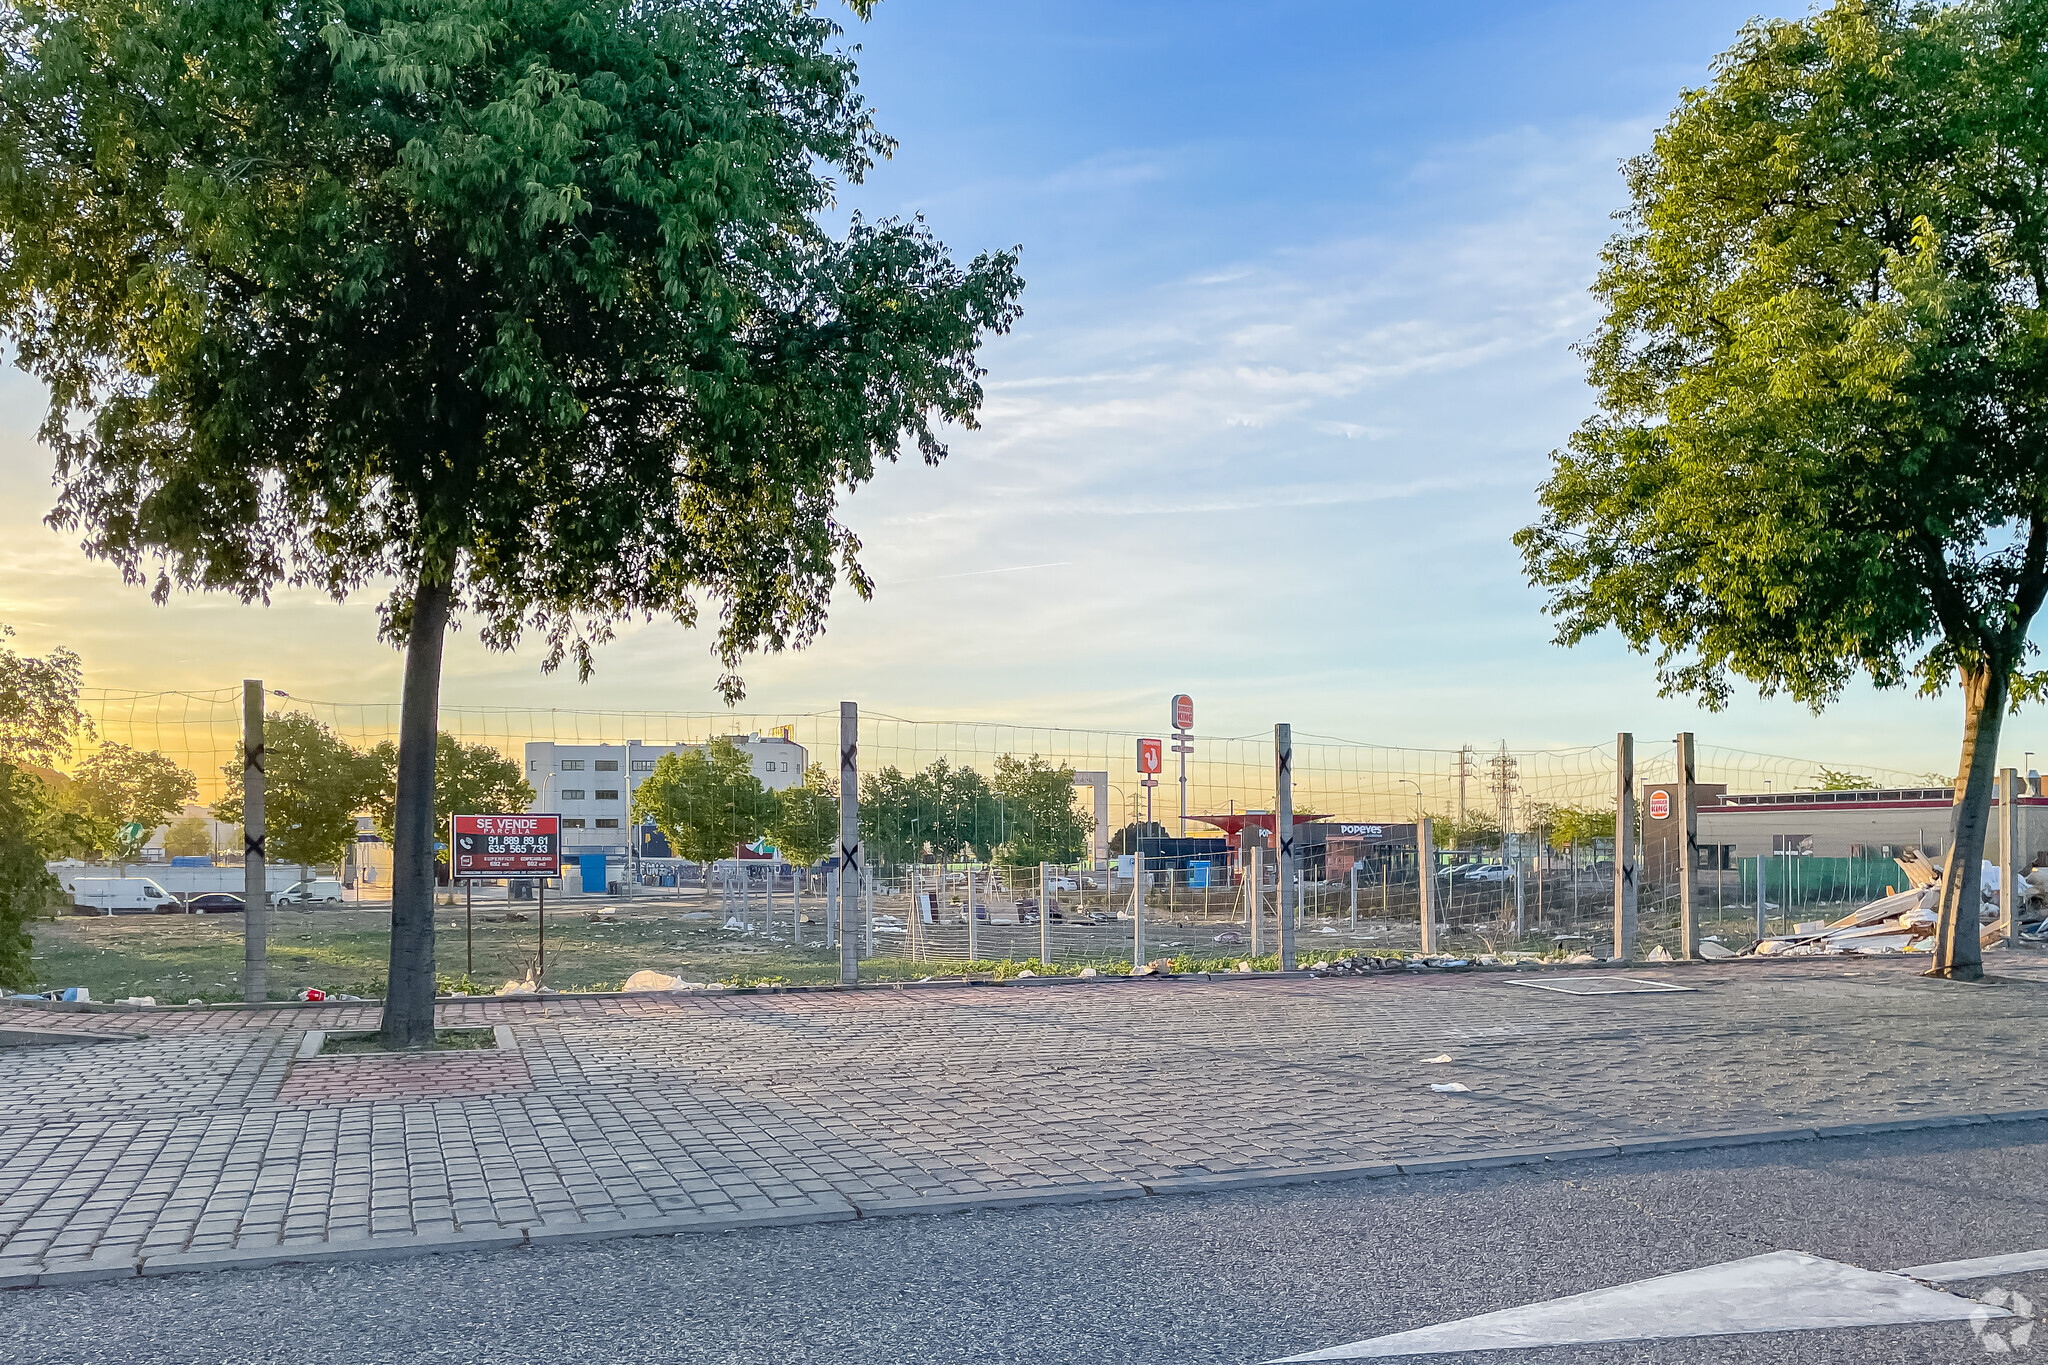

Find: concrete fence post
<box><xmin>242</xmin><ymin>679</ymin><xmax>267</xmax><ymax>1004</ymax></box>
<box><xmin>1418</xmin><ymin>816</ymin><xmax>1437</xmax><ymax>954</ymax></box>
<box><xmin>2001</xmin><ymin>767</ymin><xmax>2020</xmax><ymax>947</ymax></box>
<box><xmin>1615</xmin><ymin>732</ymin><xmax>1637</xmax><ymax>962</ymax></box>
<box><xmin>1275</xmin><ymin>722</ymin><xmax>1296</xmax><ymax>971</ymax></box>
<box><xmin>838</xmin><ymin>701</ymin><xmax>860</xmax><ymax>985</ymax></box>
<box><xmin>1349</xmin><ymin>863</ymin><xmax>1359</xmax><ymax>932</ymax></box>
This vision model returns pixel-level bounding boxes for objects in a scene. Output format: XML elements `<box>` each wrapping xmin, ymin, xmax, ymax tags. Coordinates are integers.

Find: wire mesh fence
<box><xmin>50</xmin><ymin>686</ymin><xmax>1957</xmax><ymax>986</ymax></box>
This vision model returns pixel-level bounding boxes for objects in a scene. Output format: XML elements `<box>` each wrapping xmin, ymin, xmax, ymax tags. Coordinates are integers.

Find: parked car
<box><xmin>1046</xmin><ymin>876</ymin><xmax>1078</xmax><ymax>892</ymax></box>
<box><xmin>272</xmin><ymin>878</ymin><xmax>346</xmax><ymax>906</ymax></box>
<box><xmin>185</xmin><ymin>893</ymin><xmax>246</xmax><ymax>914</ymax></box>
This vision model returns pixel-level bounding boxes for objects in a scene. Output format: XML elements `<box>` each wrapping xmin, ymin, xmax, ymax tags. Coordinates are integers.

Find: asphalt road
<box><xmin>10</xmin><ymin>1122</ymin><xmax>2048</xmax><ymax>1365</ymax></box>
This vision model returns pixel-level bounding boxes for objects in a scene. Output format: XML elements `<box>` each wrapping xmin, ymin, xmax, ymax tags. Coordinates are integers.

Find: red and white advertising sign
<box><xmin>1137</xmin><ymin>739</ymin><xmax>1164</xmax><ymax>775</ymax></box>
<box><xmin>1172</xmin><ymin>694</ymin><xmax>1194</xmax><ymax>731</ymax></box>
<box><xmin>1647</xmin><ymin>790</ymin><xmax>1671</xmax><ymax>820</ymax></box>
<box><xmin>452</xmin><ymin>814</ymin><xmax>562</xmax><ymax>878</ymax></box>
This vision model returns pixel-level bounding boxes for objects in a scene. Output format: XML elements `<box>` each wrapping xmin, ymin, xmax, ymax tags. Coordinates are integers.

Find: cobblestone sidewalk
<box><xmin>5</xmin><ymin>958</ymin><xmax>2048</xmax><ymax>1287</ymax></box>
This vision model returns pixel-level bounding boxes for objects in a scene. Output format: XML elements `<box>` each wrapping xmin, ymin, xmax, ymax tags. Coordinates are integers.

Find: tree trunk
<box><xmin>380</xmin><ymin>575</ymin><xmax>452</xmax><ymax>1049</ymax></box>
<box><xmin>1928</xmin><ymin>663</ymin><xmax>2008</xmax><ymax>981</ymax></box>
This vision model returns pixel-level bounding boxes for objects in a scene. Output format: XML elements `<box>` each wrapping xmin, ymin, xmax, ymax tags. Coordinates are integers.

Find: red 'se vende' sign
<box><xmin>452</xmin><ymin>813</ymin><xmax>562</xmax><ymax>878</ymax></box>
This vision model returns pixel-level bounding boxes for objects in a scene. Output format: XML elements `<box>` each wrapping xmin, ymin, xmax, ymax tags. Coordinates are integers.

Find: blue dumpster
<box><xmin>579</xmin><ymin>853</ymin><xmax>607</xmax><ymax>895</ymax></box>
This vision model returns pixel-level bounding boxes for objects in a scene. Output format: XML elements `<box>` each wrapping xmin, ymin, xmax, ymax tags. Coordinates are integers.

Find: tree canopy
<box><xmin>631</xmin><ymin>738</ymin><xmax>776</xmax><ymax>866</ymax></box>
<box><xmin>1516</xmin><ymin>0</ymin><xmax>2048</xmax><ymax>977</ymax></box>
<box><xmin>369</xmin><ymin>733</ymin><xmax>533</xmax><ymax>852</ymax></box>
<box><xmin>72</xmin><ymin>742</ymin><xmax>196</xmax><ymax>858</ymax></box>
<box><xmin>860</xmin><ymin>757</ymin><xmax>999</xmax><ymax>865</ymax></box>
<box><xmin>767</xmin><ymin>763</ymin><xmax>838</xmax><ymax>871</ymax></box>
<box><xmin>0</xmin><ymin>0</ymin><xmax>1021</xmax><ymax>1039</ymax></box>
<box><xmin>217</xmin><ymin>712</ymin><xmax>383</xmax><ymax>869</ymax></box>
<box><xmin>0</xmin><ymin>625</ymin><xmax>88</xmax><ymax>767</ymax></box>
<box><xmin>988</xmin><ymin>754</ymin><xmax>1089</xmax><ymax>868</ymax></box>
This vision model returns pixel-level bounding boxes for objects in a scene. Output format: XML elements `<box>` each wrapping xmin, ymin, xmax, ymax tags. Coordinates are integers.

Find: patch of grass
<box><xmin>319</xmin><ymin>1027</ymin><xmax>497</xmax><ymax>1055</ymax></box>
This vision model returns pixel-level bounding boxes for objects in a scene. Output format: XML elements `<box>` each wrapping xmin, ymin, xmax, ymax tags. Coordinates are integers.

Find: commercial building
<box><xmin>523</xmin><ymin>735</ymin><xmax>809</xmax><ymax>858</ymax></box>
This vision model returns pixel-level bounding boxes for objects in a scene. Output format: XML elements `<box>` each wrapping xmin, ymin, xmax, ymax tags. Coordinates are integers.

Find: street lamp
<box><xmin>1398</xmin><ymin>778</ymin><xmax>1421</xmax><ymax>820</ymax></box>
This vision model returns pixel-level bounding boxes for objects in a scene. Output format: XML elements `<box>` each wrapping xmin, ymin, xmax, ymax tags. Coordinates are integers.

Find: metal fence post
<box><xmin>1249</xmin><ymin>845</ymin><xmax>1264</xmax><ymax>957</ymax></box>
<box><xmin>910</xmin><ymin>864</ymin><xmax>923</xmax><ymax>963</ymax></box>
<box><xmin>1615</xmin><ymin>732</ymin><xmax>1637</xmax><ymax>962</ymax></box>
<box><xmin>1275</xmin><ymin>723</ymin><xmax>1295</xmax><ymax>971</ymax></box>
<box><xmin>1039</xmin><ymin>861</ymin><xmax>1052</xmax><ymax>966</ymax></box>
<box><xmin>1349</xmin><ymin>863</ymin><xmax>1359</xmax><ymax>932</ymax></box>
<box><xmin>1677</xmin><ymin>731</ymin><xmax>1698</xmax><ymax>959</ymax></box>
<box><xmin>242</xmin><ymin>679</ymin><xmax>267</xmax><ymax>1004</ymax></box>
<box><xmin>1418</xmin><ymin>816</ymin><xmax>1437</xmax><ymax>954</ymax></box>
<box><xmin>2001</xmin><ymin>767</ymin><xmax>2020</xmax><ymax>947</ymax></box>
<box><xmin>1133</xmin><ymin>850</ymin><xmax>1146</xmax><ymax>966</ymax></box>
<box><xmin>966</xmin><ymin>864</ymin><xmax>979</xmax><ymax>962</ymax></box>
<box><xmin>838</xmin><ymin>701</ymin><xmax>860</xmax><ymax>985</ymax></box>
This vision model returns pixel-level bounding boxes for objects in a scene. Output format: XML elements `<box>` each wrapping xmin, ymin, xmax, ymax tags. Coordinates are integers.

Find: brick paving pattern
<box><xmin>4</xmin><ymin>957</ymin><xmax>2047</xmax><ymax>1282</ymax></box>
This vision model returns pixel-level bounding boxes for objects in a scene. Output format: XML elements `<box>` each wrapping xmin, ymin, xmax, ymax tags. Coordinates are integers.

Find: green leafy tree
<box><xmin>859</xmin><ymin>757</ymin><xmax>998</xmax><ymax>867</ymax></box>
<box><xmin>768</xmin><ymin>764</ymin><xmax>839</xmax><ymax>884</ymax></box>
<box><xmin>72</xmin><ymin>742</ymin><xmax>196</xmax><ymax>860</ymax></box>
<box><xmin>1430</xmin><ymin>810</ymin><xmax>1502</xmax><ymax>852</ymax></box>
<box><xmin>218</xmin><ymin>712</ymin><xmax>383</xmax><ymax>875</ymax></box>
<box><xmin>1543</xmin><ymin>805</ymin><xmax>1616</xmax><ymax>853</ymax></box>
<box><xmin>1810</xmin><ymin>768</ymin><xmax>1875</xmax><ymax>793</ymax></box>
<box><xmin>0</xmin><ymin>625</ymin><xmax>90</xmax><ymax>767</ymax></box>
<box><xmin>0</xmin><ymin>0</ymin><xmax>1022</xmax><ymax>1046</ymax></box>
<box><xmin>1516</xmin><ymin>0</ymin><xmax>2048</xmax><ymax>979</ymax></box>
<box><xmin>162</xmin><ymin>817</ymin><xmax>213</xmax><ymax>858</ymax></box>
<box><xmin>989</xmin><ymin>754</ymin><xmax>1089</xmax><ymax>868</ymax></box>
<box><xmin>632</xmin><ymin>739</ymin><xmax>777</xmax><ymax>882</ymax></box>
<box><xmin>370</xmin><ymin>734</ymin><xmax>533</xmax><ymax>853</ymax></box>
<box><xmin>0</xmin><ymin>766</ymin><xmax>64</xmax><ymax>989</ymax></box>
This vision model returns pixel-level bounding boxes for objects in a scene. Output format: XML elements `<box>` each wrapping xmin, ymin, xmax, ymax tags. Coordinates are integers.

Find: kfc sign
<box><xmin>452</xmin><ymin>813</ymin><xmax>562</xmax><ymax>878</ymax></box>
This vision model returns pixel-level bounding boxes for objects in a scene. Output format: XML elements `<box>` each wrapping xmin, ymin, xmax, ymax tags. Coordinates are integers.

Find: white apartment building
<box><xmin>524</xmin><ymin>736</ymin><xmax>810</xmax><ymax>856</ymax></box>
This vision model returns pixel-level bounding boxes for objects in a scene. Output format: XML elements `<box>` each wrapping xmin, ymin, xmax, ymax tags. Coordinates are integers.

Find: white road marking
<box><xmin>1268</xmin><ymin>1250</ymin><xmax>2008</xmax><ymax>1361</ymax></box>
<box><xmin>1895</xmin><ymin>1248</ymin><xmax>2048</xmax><ymax>1282</ymax></box>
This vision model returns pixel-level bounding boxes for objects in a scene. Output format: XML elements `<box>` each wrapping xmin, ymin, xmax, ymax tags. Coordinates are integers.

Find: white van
<box><xmin>66</xmin><ymin>877</ymin><xmax>179</xmax><ymax>915</ymax></box>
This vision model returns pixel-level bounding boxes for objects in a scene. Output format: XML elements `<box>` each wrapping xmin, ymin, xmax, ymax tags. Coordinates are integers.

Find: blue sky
<box><xmin>0</xmin><ymin>0</ymin><xmax>2033</xmax><ymax>776</ymax></box>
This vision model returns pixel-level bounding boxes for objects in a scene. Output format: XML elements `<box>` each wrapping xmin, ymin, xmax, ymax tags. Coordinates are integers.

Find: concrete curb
<box><xmin>14</xmin><ymin>1106</ymin><xmax>2048</xmax><ymax>1291</ymax></box>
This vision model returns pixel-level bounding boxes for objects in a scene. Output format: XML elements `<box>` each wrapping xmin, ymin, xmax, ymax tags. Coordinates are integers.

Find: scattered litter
<box><xmin>114</xmin><ymin>996</ymin><xmax>156</xmax><ymax>1007</ymax></box>
<box><xmin>187</xmin><ymin>997</ymin><xmax>204</xmax><ymax>1006</ymax></box>
<box><xmin>296</xmin><ymin>988</ymin><xmax>326</xmax><ymax>1002</ymax></box>
<box><xmin>722</xmin><ymin>917</ymin><xmax>748</xmax><ymax>930</ymax></box>
<box><xmin>1307</xmin><ymin>955</ymin><xmax>1407</xmax><ymax>977</ymax></box>
<box><xmin>1645</xmin><ymin>946</ymin><xmax>1674</xmax><ymax>963</ymax></box>
<box><xmin>1430</xmin><ymin>1082</ymin><xmax>1471</xmax><ymax>1094</ymax></box>
<box><xmin>1235</xmin><ymin>961</ymin><xmax>1254</xmax><ymax>973</ymax></box>
<box><xmin>1129</xmin><ymin>958</ymin><xmax>1176</xmax><ymax>977</ymax></box>
<box><xmin>1015</xmin><ymin>969</ymin><xmax>1036</xmax><ymax>979</ymax></box>
<box><xmin>1423</xmin><ymin>1054</ymin><xmax>1453</xmax><ymax>1064</ymax></box>
<box><xmin>622</xmin><ymin>970</ymin><xmax>680</xmax><ymax>992</ymax></box>
<box><xmin>1697</xmin><ymin>940</ymin><xmax>1736</xmax><ymax>960</ymax></box>
<box><xmin>1077</xmin><ymin>967</ymin><xmax>1098</xmax><ymax>978</ymax></box>
<box><xmin>1212</xmin><ymin>931</ymin><xmax>1243</xmax><ymax>945</ymax></box>
<box><xmin>1793</xmin><ymin>921</ymin><xmax>1826</xmax><ymax>936</ymax></box>
<box><xmin>1315</xmin><ymin>926</ymin><xmax>1338</xmax><ymax>934</ymax></box>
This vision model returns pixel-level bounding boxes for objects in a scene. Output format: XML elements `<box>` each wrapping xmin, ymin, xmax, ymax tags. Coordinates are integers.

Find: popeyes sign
<box><xmin>452</xmin><ymin>814</ymin><xmax>562</xmax><ymax>878</ymax></box>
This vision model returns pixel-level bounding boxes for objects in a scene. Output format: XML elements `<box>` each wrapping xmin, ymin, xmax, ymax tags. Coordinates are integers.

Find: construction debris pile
<box><xmin>1746</xmin><ymin>850</ymin><xmax>2047</xmax><ymax>957</ymax></box>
